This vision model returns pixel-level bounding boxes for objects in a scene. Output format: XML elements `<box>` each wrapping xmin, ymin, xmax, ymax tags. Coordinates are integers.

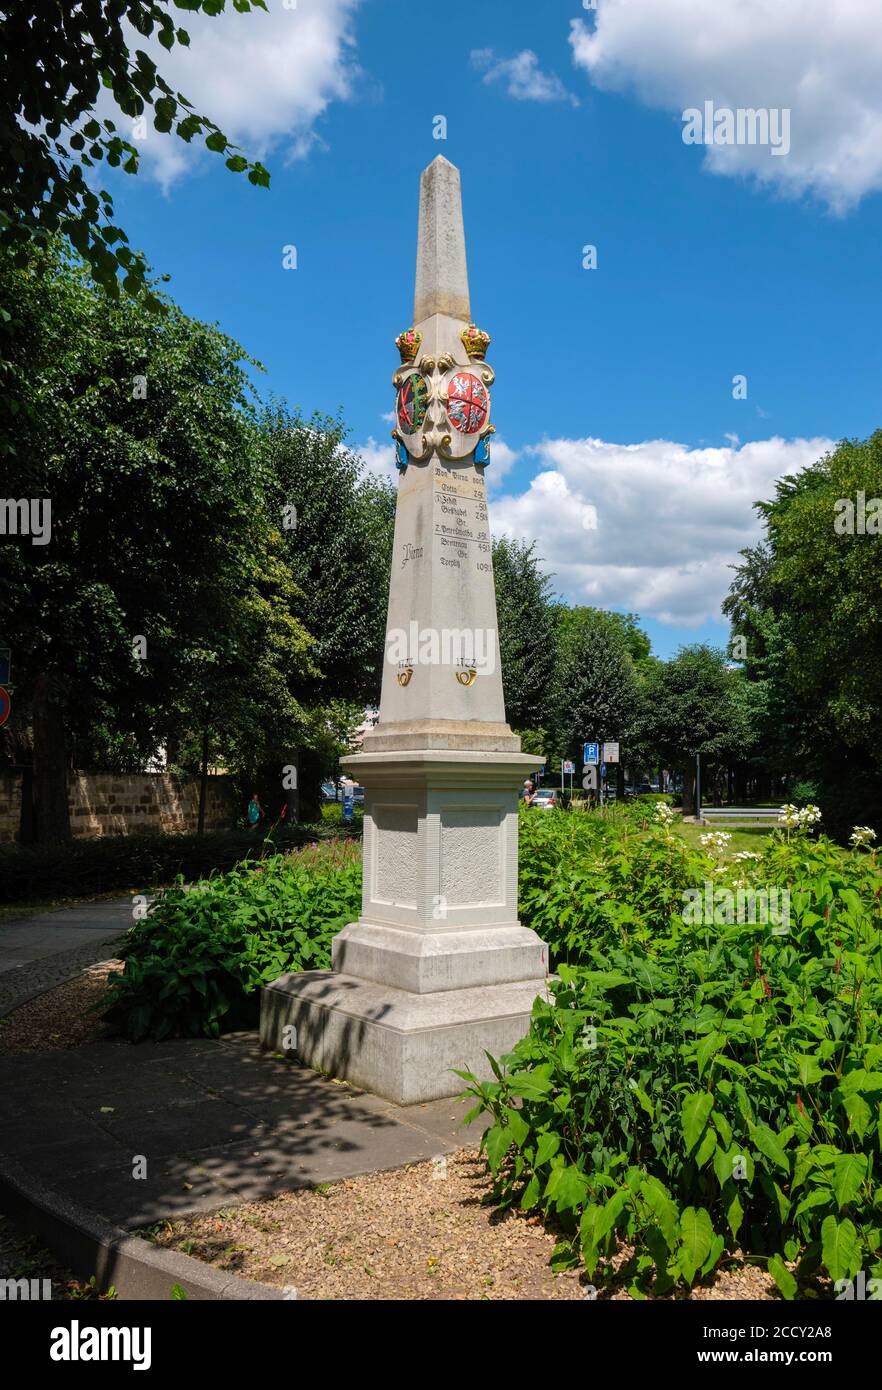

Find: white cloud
<box><xmin>485</xmin><ymin>436</ymin><xmax>518</xmax><ymax>490</ymax></box>
<box><xmin>356</xmin><ymin>435</ymin><xmax>398</xmax><ymax>481</ymax></box>
<box><xmin>569</xmin><ymin>0</ymin><xmax>882</xmax><ymax>212</ymax></box>
<box><xmin>471</xmin><ymin>48</ymin><xmax>579</xmax><ymax>107</ymax></box>
<box><xmin>113</xmin><ymin>0</ymin><xmax>361</xmax><ymax>188</ymax></box>
<box><xmin>491</xmin><ymin>434</ymin><xmax>832</xmax><ymax>625</ymax></box>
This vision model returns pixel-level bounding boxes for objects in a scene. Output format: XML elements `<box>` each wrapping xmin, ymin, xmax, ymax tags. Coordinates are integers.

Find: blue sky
<box><xmin>106</xmin><ymin>0</ymin><xmax>882</xmax><ymax>657</ymax></box>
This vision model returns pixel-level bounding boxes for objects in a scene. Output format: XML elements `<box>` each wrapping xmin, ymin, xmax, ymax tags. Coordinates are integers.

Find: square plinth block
<box><xmin>260</xmin><ymin>970</ymin><xmax>548</xmax><ymax>1106</ymax></box>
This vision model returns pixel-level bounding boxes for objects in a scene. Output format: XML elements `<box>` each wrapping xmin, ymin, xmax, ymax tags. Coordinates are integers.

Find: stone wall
<box><xmin>0</xmin><ymin>772</ymin><xmax>236</xmax><ymax>844</ymax></box>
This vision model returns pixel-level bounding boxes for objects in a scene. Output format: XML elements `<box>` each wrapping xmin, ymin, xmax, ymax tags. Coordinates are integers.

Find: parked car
<box><xmin>322</xmin><ymin>781</ymin><xmax>365</xmax><ymax>803</ymax></box>
<box><xmin>530</xmin><ymin>788</ymin><xmax>560</xmax><ymax>811</ymax></box>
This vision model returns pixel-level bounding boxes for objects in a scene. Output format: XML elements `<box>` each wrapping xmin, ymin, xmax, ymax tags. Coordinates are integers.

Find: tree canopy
<box><xmin>0</xmin><ymin>239</ymin><xmax>312</xmax><ymax>841</ymax></box>
<box><xmin>492</xmin><ymin>537</ymin><xmax>557</xmax><ymax>738</ymax></box>
<box><xmin>0</xmin><ymin>1</ymin><xmax>270</xmax><ymax>302</ymax></box>
<box><xmin>724</xmin><ymin>432</ymin><xmax>882</xmax><ymax>831</ymax></box>
<box><xmin>259</xmin><ymin>402</ymin><xmax>396</xmax><ymax>709</ymax></box>
<box><xmin>553</xmin><ymin>606</ymin><xmax>641</xmax><ymax>765</ymax></box>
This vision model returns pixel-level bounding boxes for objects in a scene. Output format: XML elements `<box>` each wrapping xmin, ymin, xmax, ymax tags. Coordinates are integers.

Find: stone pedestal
<box><xmin>261</xmin><ymin>751</ymin><xmax>547</xmax><ymax>1104</ymax></box>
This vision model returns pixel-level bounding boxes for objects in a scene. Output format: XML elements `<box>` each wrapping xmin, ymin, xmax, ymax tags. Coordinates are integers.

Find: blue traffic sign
<box><xmin>583</xmin><ymin>742</ymin><xmax>599</xmax><ymax>764</ymax></box>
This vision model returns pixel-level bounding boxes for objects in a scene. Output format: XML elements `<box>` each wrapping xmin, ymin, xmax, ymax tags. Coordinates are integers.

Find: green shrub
<box><xmin>0</xmin><ymin>822</ymin><xmax>360</xmax><ymax>904</ymax></box>
<box><xmin>102</xmin><ymin>841</ymin><xmax>362</xmax><ymax>1041</ymax></box>
<box><xmin>518</xmin><ymin>802</ymin><xmax>698</xmax><ymax>966</ymax></box>
<box><xmin>321</xmin><ymin>802</ymin><xmax>364</xmax><ymax>826</ymax></box>
<box><xmin>462</xmin><ymin>823</ymin><xmax>882</xmax><ymax>1298</ymax></box>
<box><xmin>791</xmin><ymin>780</ymin><xmax>820</xmax><ymax>806</ymax></box>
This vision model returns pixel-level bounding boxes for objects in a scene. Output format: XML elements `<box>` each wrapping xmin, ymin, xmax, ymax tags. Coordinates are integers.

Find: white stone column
<box><xmin>260</xmin><ymin>157</ymin><xmax>547</xmax><ymax>1105</ymax></box>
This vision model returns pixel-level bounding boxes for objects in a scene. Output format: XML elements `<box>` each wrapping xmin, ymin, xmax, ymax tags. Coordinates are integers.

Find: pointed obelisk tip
<box><xmin>413</xmin><ymin>156</ymin><xmax>471</xmax><ymax>325</ymax></box>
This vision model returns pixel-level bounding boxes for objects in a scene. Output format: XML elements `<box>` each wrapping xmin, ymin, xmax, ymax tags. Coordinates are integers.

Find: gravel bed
<box><xmin>142</xmin><ymin>1150</ymin><xmax>784</xmax><ymax>1301</ymax></box>
<box><xmin>0</xmin><ymin>959</ymin><xmax>122</xmax><ymax>1055</ymax></box>
<box><xmin>0</xmin><ymin>937</ymin><xmax>125</xmax><ymax>1020</ymax></box>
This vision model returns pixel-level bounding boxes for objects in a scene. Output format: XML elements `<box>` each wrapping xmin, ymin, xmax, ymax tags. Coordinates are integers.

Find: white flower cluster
<box><xmin>778</xmin><ymin>803</ymin><xmax>822</xmax><ymax>829</ymax></box>
<box><xmin>732</xmin><ymin>850</ymin><xmax>761</xmax><ymax>862</ymax></box>
<box><xmin>699</xmin><ymin>831</ymin><xmax>732</xmax><ymax>855</ymax></box>
<box><xmin>850</xmin><ymin>825</ymin><xmax>877</xmax><ymax>848</ymax></box>
<box><xmin>654</xmin><ymin>801</ymin><xmax>675</xmax><ymax>825</ymax></box>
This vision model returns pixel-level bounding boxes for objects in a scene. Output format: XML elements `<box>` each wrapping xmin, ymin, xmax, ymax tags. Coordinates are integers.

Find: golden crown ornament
<box><xmin>395</xmin><ymin>328</ymin><xmax>422</xmax><ymax>362</ymax></box>
<box><xmin>460</xmin><ymin>323</ymin><xmax>491</xmax><ymax>360</ymax></box>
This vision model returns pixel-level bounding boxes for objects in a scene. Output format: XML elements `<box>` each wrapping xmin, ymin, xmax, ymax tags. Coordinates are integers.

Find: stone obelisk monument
<box><xmin>261</xmin><ymin>156</ymin><xmax>547</xmax><ymax>1104</ymax></box>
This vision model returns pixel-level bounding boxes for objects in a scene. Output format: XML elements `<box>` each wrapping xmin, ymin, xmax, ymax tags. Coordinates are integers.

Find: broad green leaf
<box><xmin>751</xmin><ymin>1123</ymin><xmax>790</xmax><ymax>1174</ymax></box>
<box><xmin>695</xmin><ymin>1127</ymin><xmax>717</xmax><ymax>1168</ymax></box>
<box><xmin>483</xmin><ymin>1124</ymin><xmax>512</xmax><ymax>1172</ymax></box>
<box><xmin>831</xmin><ymin>1153</ymin><xmax>867</xmax><ymax>1211</ymax></box>
<box><xmin>628</xmin><ymin>1081</ymin><xmax>655</xmax><ymax>1120</ymax></box>
<box><xmin>701</xmin><ymin>1234</ymin><xmax>725</xmax><ymax>1277</ymax></box>
<box><xmin>641</xmin><ymin>1176</ymin><xmax>679</xmax><ymax>1247</ymax></box>
<box><xmin>545</xmin><ymin>1163</ymin><xmax>588</xmax><ymax>1213</ymax></box>
<box><xmin>507</xmin><ymin>1070</ymin><xmax>553</xmax><ymax>1100</ymax></box>
<box><xmin>821</xmin><ymin>1215</ymin><xmax>861</xmax><ymax>1283</ymax></box>
<box><xmin>726</xmin><ymin>1191</ymin><xmax>744</xmax><ymax>1242</ymax></box>
<box><xmin>839</xmin><ymin>1069</ymin><xmax>882</xmax><ymax>1096</ymax></box>
<box><xmin>535</xmin><ymin>1132</ymin><xmax>560</xmax><ymax>1166</ymax></box>
<box><xmin>794</xmin><ymin>1188</ymin><xmax>833</xmax><ymax>1219</ymax></box>
<box><xmin>519</xmin><ymin>1175</ymin><xmax>541</xmax><ymax>1210</ymax></box>
<box><xmin>840</xmin><ymin>1092</ymin><xmax>871</xmax><ymax>1139</ymax></box>
<box><xmin>768</xmin><ymin>1254</ymin><xmax>797</xmax><ymax>1301</ymax></box>
<box><xmin>594</xmin><ymin>1189</ymin><xmax>628</xmax><ymax>1242</ymax></box>
<box><xmin>696</xmin><ymin>1030</ymin><xmax>725</xmax><ymax>1079</ymax></box>
<box><xmin>506</xmin><ymin>1109</ymin><xmax>530</xmax><ymax>1148</ymax></box>
<box><xmin>735</xmin><ymin>1083</ymin><xmax>755</xmax><ymax>1125</ymax></box>
<box><xmin>678</xmin><ymin>1207</ymin><xmax>714</xmax><ymax>1285</ymax></box>
<box><xmin>681</xmin><ymin>1091</ymin><xmax>714</xmax><ymax>1155</ymax></box>
<box><xmin>713</xmin><ymin>1146</ymin><xmax>732</xmax><ymax>1190</ymax></box>
<box><xmin>795</xmin><ymin>1054</ymin><xmax>825</xmax><ymax>1086</ymax></box>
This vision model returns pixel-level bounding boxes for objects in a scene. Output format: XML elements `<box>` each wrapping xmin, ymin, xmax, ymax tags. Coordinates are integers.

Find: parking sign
<box><xmin>583</xmin><ymin>742</ymin><xmax>599</xmax><ymax>764</ymax></box>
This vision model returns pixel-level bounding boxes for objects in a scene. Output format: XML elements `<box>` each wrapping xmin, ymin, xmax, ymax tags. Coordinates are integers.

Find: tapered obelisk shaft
<box><xmin>413</xmin><ymin>156</ymin><xmax>471</xmax><ymax>324</ymax></box>
<box><xmin>366</xmin><ymin>155</ymin><xmax>516</xmax><ymax>749</ymax></box>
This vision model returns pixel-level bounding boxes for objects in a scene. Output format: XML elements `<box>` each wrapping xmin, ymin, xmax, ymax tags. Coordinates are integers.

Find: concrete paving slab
<box><xmin>0</xmin><ymin>1032</ymin><xmax>490</xmax><ymax>1232</ymax></box>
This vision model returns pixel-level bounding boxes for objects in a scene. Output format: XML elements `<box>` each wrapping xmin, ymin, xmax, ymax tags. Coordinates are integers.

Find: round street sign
<box><xmin>0</xmin><ymin>686</ymin><xmax>10</xmax><ymax>727</ymax></box>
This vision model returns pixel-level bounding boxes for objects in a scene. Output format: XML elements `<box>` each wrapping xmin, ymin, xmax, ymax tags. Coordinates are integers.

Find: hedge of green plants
<box><xmin>0</xmin><ymin>822</ymin><xmax>361</xmax><ymax>904</ymax></box>
<box><xmin>460</xmin><ymin>804</ymin><xmax>882</xmax><ymax>1298</ymax></box>
<box><xmin>102</xmin><ymin>841</ymin><xmax>361</xmax><ymax>1040</ymax></box>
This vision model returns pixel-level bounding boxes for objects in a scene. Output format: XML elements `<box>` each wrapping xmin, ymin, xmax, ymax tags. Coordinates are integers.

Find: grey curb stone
<box><xmin>0</xmin><ymin>1154</ymin><xmax>286</xmax><ymax>1301</ymax></box>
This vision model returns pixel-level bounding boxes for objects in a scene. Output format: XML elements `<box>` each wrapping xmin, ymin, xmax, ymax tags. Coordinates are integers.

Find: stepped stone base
<box><xmin>260</xmin><ymin>970</ymin><xmax>547</xmax><ymax>1106</ymax></box>
<box><xmin>332</xmin><ymin>920</ymin><xmax>547</xmax><ymax>993</ymax></box>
